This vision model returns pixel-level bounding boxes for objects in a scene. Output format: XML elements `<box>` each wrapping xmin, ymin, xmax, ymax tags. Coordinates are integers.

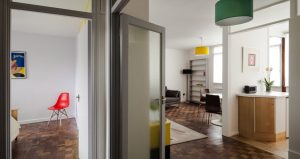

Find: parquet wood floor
<box><xmin>12</xmin><ymin>118</ymin><xmax>78</xmax><ymax>159</ymax></box>
<box><xmin>12</xmin><ymin>104</ymin><xmax>285</xmax><ymax>159</ymax></box>
<box><xmin>166</xmin><ymin>103</ymin><xmax>284</xmax><ymax>159</ymax></box>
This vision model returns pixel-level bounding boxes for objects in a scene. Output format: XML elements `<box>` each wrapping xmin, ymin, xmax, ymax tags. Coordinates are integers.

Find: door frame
<box><xmin>119</xmin><ymin>14</ymin><xmax>166</xmax><ymax>159</ymax></box>
<box><xmin>109</xmin><ymin>1</ymin><xmax>129</xmax><ymax>159</ymax></box>
<box><xmin>0</xmin><ymin>0</ymin><xmax>108</xmax><ymax>159</ymax></box>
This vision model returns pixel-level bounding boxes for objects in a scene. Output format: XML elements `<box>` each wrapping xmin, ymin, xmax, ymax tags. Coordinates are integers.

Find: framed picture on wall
<box><xmin>11</xmin><ymin>51</ymin><xmax>27</xmax><ymax>79</ymax></box>
<box><xmin>242</xmin><ymin>47</ymin><xmax>260</xmax><ymax>72</ymax></box>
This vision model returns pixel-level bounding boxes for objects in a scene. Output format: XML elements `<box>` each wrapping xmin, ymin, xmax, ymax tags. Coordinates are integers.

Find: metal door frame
<box><xmin>119</xmin><ymin>13</ymin><xmax>166</xmax><ymax>159</ymax></box>
<box><xmin>0</xmin><ymin>0</ymin><xmax>108</xmax><ymax>159</ymax></box>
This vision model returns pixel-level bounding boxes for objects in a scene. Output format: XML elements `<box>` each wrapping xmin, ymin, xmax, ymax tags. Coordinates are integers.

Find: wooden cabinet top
<box><xmin>237</xmin><ymin>91</ymin><xmax>289</xmax><ymax>98</ymax></box>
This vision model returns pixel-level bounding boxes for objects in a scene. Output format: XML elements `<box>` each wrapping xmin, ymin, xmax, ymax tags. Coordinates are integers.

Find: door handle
<box><xmin>161</xmin><ymin>96</ymin><xmax>166</xmax><ymax>104</ymax></box>
<box><xmin>76</xmin><ymin>94</ymin><xmax>80</xmax><ymax>102</ymax></box>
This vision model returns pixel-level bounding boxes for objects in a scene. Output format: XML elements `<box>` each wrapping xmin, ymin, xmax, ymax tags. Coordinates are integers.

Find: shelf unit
<box><xmin>189</xmin><ymin>58</ymin><xmax>209</xmax><ymax>103</ymax></box>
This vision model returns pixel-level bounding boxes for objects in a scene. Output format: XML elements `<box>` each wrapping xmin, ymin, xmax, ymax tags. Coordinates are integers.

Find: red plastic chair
<box><xmin>47</xmin><ymin>93</ymin><xmax>70</xmax><ymax>126</ymax></box>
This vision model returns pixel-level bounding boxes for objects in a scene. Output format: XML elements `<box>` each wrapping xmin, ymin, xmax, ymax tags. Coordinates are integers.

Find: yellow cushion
<box><xmin>150</xmin><ymin>120</ymin><xmax>171</xmax><ymax>149</ymax></box>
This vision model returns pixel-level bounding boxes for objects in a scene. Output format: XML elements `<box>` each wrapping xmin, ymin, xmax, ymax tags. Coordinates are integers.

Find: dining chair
<box><xmin>47</xmin><ymin>92</ymin><xmax>70</xmax><ymax>126</ymax></box>
<box><xmin>198</xmin><ymin>89</ymin><xmax>210</xmax><ymax>116</ymax></box>
<box><xmin>202</xmin><ymin>94</ymin><xmax>222</xmax><ymax>125</ymax></box>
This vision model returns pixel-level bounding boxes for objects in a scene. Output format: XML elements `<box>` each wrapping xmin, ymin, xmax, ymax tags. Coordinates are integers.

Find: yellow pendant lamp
<box><xmin>195</xmin><ymin>37</ymin><xmax>209</xmax><ymax>55</ymax></box>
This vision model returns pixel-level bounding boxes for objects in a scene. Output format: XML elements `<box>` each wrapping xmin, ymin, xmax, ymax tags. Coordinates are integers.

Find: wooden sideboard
<box><xmin>237</xmin><ymin>92</ymin><xmax>288</xmax><ymax>142</ymax></box>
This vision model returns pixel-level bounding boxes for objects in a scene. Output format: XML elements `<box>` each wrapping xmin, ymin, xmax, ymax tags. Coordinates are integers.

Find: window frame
<box><xmin>212</xmin><ymin>45</ymin><xmax>223</xmax><ymax>84</ymax></box>
<box><xmin>268</xmin><ymin>42</ymin><xmax>282</xmax><ymax>87</ymax></box>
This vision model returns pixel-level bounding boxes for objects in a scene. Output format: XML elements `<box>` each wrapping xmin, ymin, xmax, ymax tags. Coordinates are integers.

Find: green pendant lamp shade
<box><xmin>215</xmin><ymin>0</ymin><xmax>253</xmax><ymax>26</ymax></box>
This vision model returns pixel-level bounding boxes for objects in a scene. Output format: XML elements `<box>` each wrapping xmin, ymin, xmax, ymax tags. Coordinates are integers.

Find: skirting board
<box><xmin>19</xmin><ymin>115</ymin><xmax>75</xmax><ymax>125</ymax></box>
<box><xmin>223</xmin><ymin>130</ymin><xmax>239</xmax><ymax>137</ymax></box>
<box><xmin>289</xmin><ymin>150</ymin><xmax>300</xmax><ymax>159</ymax></box>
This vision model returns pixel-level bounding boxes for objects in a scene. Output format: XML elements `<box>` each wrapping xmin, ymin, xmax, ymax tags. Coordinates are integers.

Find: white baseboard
<box><xmin>289</xmin><ymin>150</ymin><xmax>300</xmax><ymax>159</ymax></box>
<box><xmin>19</xmin><ymin>115</ymin><xmax>75</xmax><ymax>125</ymax></box>
<box><xmin>223</xmin><ymin>130</ymin><xmax>239</xmax><ymax>137</ymax></box>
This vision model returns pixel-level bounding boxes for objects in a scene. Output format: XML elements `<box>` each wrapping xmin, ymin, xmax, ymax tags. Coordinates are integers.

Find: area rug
<box><xmin>170</xmin><ymin>120</ymin><xmax>207</xmax><ymax>145</ymax></box>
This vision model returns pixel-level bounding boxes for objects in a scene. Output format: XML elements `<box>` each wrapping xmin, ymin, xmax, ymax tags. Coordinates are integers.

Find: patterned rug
<box><xmin>170</xmin><ymin>120</ymin><xmax>207</xmax><ymax>145</ymax></box>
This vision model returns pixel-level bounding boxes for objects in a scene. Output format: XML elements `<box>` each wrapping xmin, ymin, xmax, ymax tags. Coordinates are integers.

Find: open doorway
<box><xmin>10</xmin><ymin>10</ymin><xmax>91</xmax><ymax>158</ymax></box>
<box><xmin>148</xmin><ymin>0</ymin><xmax>291</xmax><ymax>159</ymax></box>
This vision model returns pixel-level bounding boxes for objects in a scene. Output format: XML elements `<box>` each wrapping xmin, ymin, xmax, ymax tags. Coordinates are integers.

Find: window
<box><xmin>269</xmin><ymin>37</ymin><xmax>281</xmax><ymax>86</ymax></box>
<box><xmin>285</xmin><ymin>34</ymin><xmax>289</xmax><ymax>86</ymax></box>
<box><xmin>213</xmin><ymin>46</ymin><xmax>223</xmax><ymax>83</ymax></box>
<box><xmin>268</xmin><ymin>36</ymin><xmax>289</xmax><ymax>87</ymax></box>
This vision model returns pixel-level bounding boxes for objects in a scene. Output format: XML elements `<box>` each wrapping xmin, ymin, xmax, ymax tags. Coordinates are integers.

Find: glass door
<box><xmin>120</xmin><ymin>14</ymin><xmax>165</xmax><ymax>159</ymax></box>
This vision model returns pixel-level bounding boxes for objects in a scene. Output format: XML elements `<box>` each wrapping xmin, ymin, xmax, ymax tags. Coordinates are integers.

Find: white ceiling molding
<box><xmin>230</xmin><ymin>1</ymin><xmax>290</xmax><ymax>33</ymax></box>
<box><xmin>254</xmin><ymin>0</ymin><xmax>289</xmax><ymax>11</ymax></box>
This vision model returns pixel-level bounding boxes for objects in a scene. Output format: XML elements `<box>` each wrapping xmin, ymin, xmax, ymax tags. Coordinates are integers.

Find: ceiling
<box><xmin>269</xmin><ymin>21</ymin><xmax>289</xmax><ymax>36</ymax></box>
<box><xmin>11</xmin><ymin>0</ymin><xmax>88</xmax><ymax>37</ymax></box>
<box><xmin>149</xmin><ymin>0</ymin><xmax>289</xmax><ymax>51</ymax></box>
<box><xmin>11</xmin><ymin>10</ymin><xmax>83</xmax><ymax>38</ymax></box>
<box><xmin>11</xmin><ymin>0</ymin><xmax>289</xmax><ymax>45</ymax></box>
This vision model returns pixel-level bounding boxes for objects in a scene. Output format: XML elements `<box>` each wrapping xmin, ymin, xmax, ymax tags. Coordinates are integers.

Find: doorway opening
<box><xmin>10</xmin><ymin>9</ymin><xmax>91</xmax><ymax>158</ymax></box>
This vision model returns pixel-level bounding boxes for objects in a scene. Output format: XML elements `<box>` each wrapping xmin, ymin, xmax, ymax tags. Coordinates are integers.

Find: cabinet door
<box><xmin>238</xmin><ymin>97</ymin><xmax>255</xmax><ymax>138</ymax></box>
<box><xmin>255</xmin><ymin>98</ymin><xmax>275</xmax><ymax>134</ymax></box>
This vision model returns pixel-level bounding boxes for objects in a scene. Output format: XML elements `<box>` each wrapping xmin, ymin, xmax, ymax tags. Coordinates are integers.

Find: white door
<box><xmin>75</xmin><ymin>21</ymin><xmax>90</xmax><ymax>158</ymax></box>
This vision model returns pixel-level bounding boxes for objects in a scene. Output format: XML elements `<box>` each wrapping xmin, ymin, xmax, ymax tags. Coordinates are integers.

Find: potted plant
<box><xmin>263</xmin><ymin>67</ymin><xmax>274</xmax><ymax>92</ymax></box>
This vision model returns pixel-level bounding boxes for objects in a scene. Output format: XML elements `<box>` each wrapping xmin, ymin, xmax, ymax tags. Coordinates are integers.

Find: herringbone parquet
<box><xmin>12</xmin><ymin>118</ymin><xmax>78</xmax><ymax>159</ymax></box>
<box><xmin>166</xmin><ymin>103</ymin><xmax>284</xmax><ymax>159</ymax></box>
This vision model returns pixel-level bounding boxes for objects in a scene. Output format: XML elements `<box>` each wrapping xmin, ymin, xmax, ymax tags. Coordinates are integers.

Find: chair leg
<box><xmin>201</xmin><ymin>111</ymin><xmax>206</xmax><ymax>124</ymax></box>
<box><xmin>56</xmin><ymin>110</ymin><xmax>59</xmax><ymax>125</ymax></box>
<box><xmin>63</xmin><ymin>109</ymin><xmax>69</xmax><ymax>118</ymax></box>
<box><xmin>59</xmin><ymin>111</ymin><xmax>62</xmax><ymax>126</ymax></box>
<box><xmin>47</xmin><ymin>110</ymin><xmax>55</xmax><ymax>126</ymax></box>
<box><xmin>207</xmin><ymin>113</ymin><xmax>211</xmax><ymax>125</ymax></box>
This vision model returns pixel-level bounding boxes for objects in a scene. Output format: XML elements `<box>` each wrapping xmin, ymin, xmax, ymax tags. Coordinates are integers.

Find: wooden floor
<box><xmin>166</xmin><ymin>103</ymin><xmax>284</xmax><ymax>159</ymax></box>
<box><xmin>12</xmin><ymin>104</ymin><xmax>285</xmax><ymax>159</ymax></box>
<box><xmin>12</xmin><ymin>118</ymin><xmax>78</xmax><ymax>159</ymax></box>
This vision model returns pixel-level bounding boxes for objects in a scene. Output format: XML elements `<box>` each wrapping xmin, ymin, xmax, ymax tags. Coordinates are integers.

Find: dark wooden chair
<box><xmin>198</xmin><ymin>89</ymin><xmax>210</xmax><ymax>116</ymax></box>
<box><xmin>202</xmin><ymin>94</ymin><xmax>221</xmax><ymax>125</ymax></box>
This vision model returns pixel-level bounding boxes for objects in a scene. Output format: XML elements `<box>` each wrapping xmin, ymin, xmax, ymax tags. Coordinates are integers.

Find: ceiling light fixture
<box><xmin>195</xmin><ymin>37</ymin><xmax>209</xmax><ymax>55</ymax></box>
<box><xmin>215</xmin><ymin>0</ymin><xmax>253</xmax><ymax>26</ymax></box>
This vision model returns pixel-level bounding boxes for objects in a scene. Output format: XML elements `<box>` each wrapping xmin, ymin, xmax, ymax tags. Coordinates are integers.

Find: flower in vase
<box><xmin>263</xmin><ymin>67</ymin><xmax>274</xmax><ymax>92</ymax></box>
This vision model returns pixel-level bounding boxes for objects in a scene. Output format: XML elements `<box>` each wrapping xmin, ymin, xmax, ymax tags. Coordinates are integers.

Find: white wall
<box><xmin>11</xmin><ymin>31</ymin><xmax>76</xmax><ymax>124</ymax></box>
<box><xmin>165</xmin><ymin>48</ymin><xmax>189</xmax><ymax>102</ymax></box>
<box><xmin>289</xmin><ymin>0</ymin><xmax>300</xmax><ymax>158</ymax></box>
<box><xmin>223</xmin><ymin>28</ymin><xmax>269</xmax><ymax>136</ymax></box>
<box><xmin>122</xmin><ymin>0</ymin><xmax>149</xmax><ymax>21</ymax></box>
<box><xmin>75</xmin><ymin>22</ymin><xmax>89</xmax><ymax>159</ymax></box>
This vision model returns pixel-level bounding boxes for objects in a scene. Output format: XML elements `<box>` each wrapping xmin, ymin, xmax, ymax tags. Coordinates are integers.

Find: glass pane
<box><xmin>13</xmin><ymin>0</ymin><xmax>92</xmax><ymax>12</ymax></box>
<box><xmin>285</xmin><ymin>35</ymin><xmax>289</xmax><ymax>86</ymax></box>
<box><xmin>269</xmin><ymin>46</ymin><xmax>281</xmax><ymax>86</ymax></box>
<box><xmin>213</xmin><ymin>54</ymin><xmax>223</xmax><ymax>83</ymax></box>
<box><xmin>127</xmin><ymin>25</ymin><xmax>161</xmax><ymax>159</ymax></box>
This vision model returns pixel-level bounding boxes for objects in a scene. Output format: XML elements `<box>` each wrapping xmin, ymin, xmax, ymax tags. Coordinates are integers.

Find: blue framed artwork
<box><xmin>11</xmin><ymin>51</ymin><xmax>27</xmax><ymax>79</ymax></box>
